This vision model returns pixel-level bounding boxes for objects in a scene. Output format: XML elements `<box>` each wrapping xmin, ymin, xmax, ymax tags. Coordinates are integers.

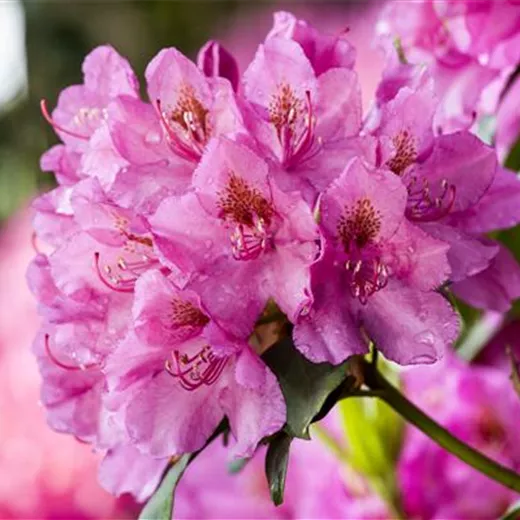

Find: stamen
<box><xmin>40</xmin><ymin>99</ymin><xmax>90</xmax><ymax>141</ymax></box>
<box><xmin>345</xmin><ymin>257</ymin><xmax>388</xmax><ymax>305</ymax></box>
<box><xmin>164</xmin><ymin>346</ymin><xmax>227</xmax><ymax>391</ymax></box>
<box><xmin>44</xmin><ymin>334</ymin><xmax>98</xmax><ymax>371</ymax></box>
<box><xmin>155</xmin><ymin>85</ymin><xmax>210</xmax><ymax>163</ymax></box>
<box><xmin>405</xmin><ymin>176</ymin><xmax>456</xmax><ymax>222</ymax></box>
<box><xmin>269</xmin><ymin>86</ymin><xmax>320</xmax><ymax>170</ymax></box>
<box><xmin>218</xmin><ymin>173</ymin><xmax>275</xmax><ymax>260</ymax></box>
<box><xmin>338</xmin><ymin>198</ymin><xmax>387</xmax><ymax>304</ymax></box>
<box><xmin>94</xmin><ymin>252</ymin><xmax>136</xmax><ymax>293</ymax></box>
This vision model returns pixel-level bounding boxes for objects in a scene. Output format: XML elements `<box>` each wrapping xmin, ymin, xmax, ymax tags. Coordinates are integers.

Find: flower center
<box><xmin>268</xmin><ymin>84</ymin><xmax>320</xmax><ymax>169</ymax></box>
<box><xmin>94</xmin><ymin>219</ymin><xmax>163</xmax><ymax>292</ymax></box>
<box><xmin>386</xmin><ymin>130</ymin><xmax>417</xmax><ymax>176</ymax></box>
<box><xmin>165</xmin><ymin>345</ymin><xmax>228</xmax><ymax>391</ymax></box>
<box><xmin>218</xmin><ymin>173</ymin><xmax>275</xmax><ymax>261</ymax></box>
<box><xmin>157</xmin><ymin>84</ymin><xmax>210</xmax><ymax>162</ymax></box>
<box><xmin>337</xmin><ymin>198</ymin><xmax>388</xmax><ymax>304</ymax></box>
<box><xmin>171</xmin><ymin>298</ymin><xmax>210</xmax><ymax>329</ymax></box>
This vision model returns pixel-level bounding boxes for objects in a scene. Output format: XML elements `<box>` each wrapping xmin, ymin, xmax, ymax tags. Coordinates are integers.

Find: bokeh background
<box><xmin>0</xmin><ymin>1</ymin><xmax>380</xmax><ymax>518</ymax></box>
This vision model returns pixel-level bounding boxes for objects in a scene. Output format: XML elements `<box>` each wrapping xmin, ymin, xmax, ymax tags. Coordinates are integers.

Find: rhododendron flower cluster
<box><xmin>28</xmin><ymin>8</ymin><xmax>520</xmax><ymax>512</ymax></box>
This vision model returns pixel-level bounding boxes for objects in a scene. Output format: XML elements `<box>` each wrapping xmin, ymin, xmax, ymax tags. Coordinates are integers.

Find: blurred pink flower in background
<box><xmin>0</xmin><ymin>210</ymin><xmax>137</xmax><ymax>519</ymax></box>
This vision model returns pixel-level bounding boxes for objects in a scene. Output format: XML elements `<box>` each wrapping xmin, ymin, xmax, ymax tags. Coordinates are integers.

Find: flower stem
<box><xmin>362</xmin><ymin>361</ymin><xmax>520</xmax><ymax>493</ymax></box>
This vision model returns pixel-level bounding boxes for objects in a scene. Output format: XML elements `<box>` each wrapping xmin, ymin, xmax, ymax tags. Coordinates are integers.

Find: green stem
<box><xmin>364</xmin><ymin>363</ymin><xmax>520</xmax><ymax>494</ymax></box>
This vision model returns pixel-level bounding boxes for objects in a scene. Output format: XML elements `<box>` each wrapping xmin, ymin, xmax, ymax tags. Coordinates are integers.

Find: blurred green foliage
<box><xmin>0</xmin><ymin>0</ymin><xmax>304</xmax><ymax>222</ymax></box>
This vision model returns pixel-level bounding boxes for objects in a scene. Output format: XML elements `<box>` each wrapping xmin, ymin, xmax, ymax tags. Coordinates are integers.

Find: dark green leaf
<box><xmin>265</xmin><ymin>432</ymin><xmax>292</xmax><ymax>506</ymax></box>
<box><xmin>139</xmin><ymin>454</ymin><xmax>191</xmax><ymax>520</ymax></box>
<box><xmin>262</xmin><ymin>337</ymin><xmax>350</xmax><ymax>439</ymax></box>
<box><xmin>505</xmin><ymin>136</ymin><xmax>520</xmax><ymax>172</ymax></box>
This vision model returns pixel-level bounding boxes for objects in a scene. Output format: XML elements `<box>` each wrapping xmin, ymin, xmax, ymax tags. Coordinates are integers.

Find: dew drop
<box><xmin>145</xmin><ymin>131</ymin><xmax>161</xmax><ymax>144</ymax></box>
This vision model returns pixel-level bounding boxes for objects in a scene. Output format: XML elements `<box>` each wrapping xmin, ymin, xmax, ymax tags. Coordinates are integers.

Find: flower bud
<box><xmin>197</xmin><ymin>40</ymin><xmax>239</xmax><ymax>92</ymax></box>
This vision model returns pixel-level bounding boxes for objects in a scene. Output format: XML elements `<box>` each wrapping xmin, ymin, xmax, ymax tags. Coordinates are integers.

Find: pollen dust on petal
<box><xmin>386</xmin><ymin>130</ymin><xmax>417</xmax><ymax>176</ymax></box>
<box><xmin>170</xmin><ymin>298</ymin><xmax>209</xmax><ymax>328</ymax></box>
<box><xmin>268</xmin><ymin>83</ymin><xmax>303</xmax><ymax>136</ymax></box>
<box><xmin>170</xmin><ymin>84</ymin><xmax>210</xmax><ymax>138</ymax></box>
<box><xmin>338</xmin><ymin>198</ymin><xmax>382</xmax><ymax>252</ymax></box>
<box><xmin>217</xmin><ymin>173</ymin><xmax>274</xmax><ymax>227</ymax></box>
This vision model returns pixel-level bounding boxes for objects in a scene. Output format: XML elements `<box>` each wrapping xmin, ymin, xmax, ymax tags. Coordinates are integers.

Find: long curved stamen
<box><xmin>165</xmin><ymin>347</ymin><xmax>227</xmax><ymax>391</ymax></box>
<box><xmin>40</xmin><ymin>99</ymin><xmax>90</xmax><ymax>141</ymax></box>
<box><xmin>94</xmin><ymin>252</ymin><xmax>135</xmax><ymax>293</ymax></box>
<box><xmin>44</xmin><ymin>334</ymin><xmax>98</xmax><ymax>371</ymax></box>
<box><xmin>345</xmin><ymin>257</ymin><xmax>388</xmax><ymax>305</ymax></box>
<box><xmin>281</xmin><ymin>90</ymin><xmax>321</xmax><ymax>169</ymax></box>
<box><xmin>155</xmin><ymin>99</ymin><xmax>205</xmax><ymax>162</ymax></box>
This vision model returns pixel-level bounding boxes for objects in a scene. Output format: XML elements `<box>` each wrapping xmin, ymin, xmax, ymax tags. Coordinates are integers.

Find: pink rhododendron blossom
<box><xmin>103</xmin><ymin>269</ymin><xmax>285</xmax><ymax>458</ymax></box>
<box><xmin>151</xmin><ymin>136</ymin><xmax>320</xmax><ymax>329</ymax></box>
<box><xmin>368</xmin><ymin>59</ymin><xmax>520</xmax><ymax>311</ymax></box>
<box><xmin>295</xmin><ymin>158</ymin><xmax>458</xmax><ymax>365</ymax></box>
<box><xmin>242</xmin><ymin>34</ymin><xmax>366</xmax><ymax>199</ymax></box>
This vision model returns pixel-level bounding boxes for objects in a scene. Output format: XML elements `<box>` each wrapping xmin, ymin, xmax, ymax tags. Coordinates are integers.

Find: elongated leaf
<box><xmin>139</xmin><ymin>419</ymin><xmax>229</xmax><ymax>519</ymax></box>
<box><xmin>262</xmin><ymin>337</ymin><xmax>351</xmax><ymax>439</ymax></box>
<box><xmin>139</xmin><ymin>454</ymin><xmax>191</xmax><ymax>520</ymax></box>
<box><xmin>265</xmin><ymin>432</ymin><xmax>292</xmax><ymax>506</ymax></box>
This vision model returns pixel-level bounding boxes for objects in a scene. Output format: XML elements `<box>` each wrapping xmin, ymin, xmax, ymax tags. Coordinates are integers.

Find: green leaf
<box><xmin>262</xmin><ymin>337</ymin><xmax>352</xmax><ymax>439</ymax></box>
<box><xmin>265</xmin><ymin>431</ymin><xmax>292</xmax><ymax>506</ymax></box>
<box><xmin>139</xmin><ymin>454</ymin><xmax>192</xmax><ymax>520</ymax></box>
<box><xmin>505</xmin><ymin>136</ymin><xmax>520</xmax><ymax>172</ymax></box>
<box><xmin>139</xmin><ymin>419</ymin><xmax>229</xmax><ymax>519</ymax></box>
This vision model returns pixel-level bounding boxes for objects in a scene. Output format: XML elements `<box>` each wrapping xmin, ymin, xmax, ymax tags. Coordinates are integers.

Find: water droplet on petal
<box><xmin>145</xmin><ymin>131</ymin><xmax>161</xmax><ymax>144</ymax></box>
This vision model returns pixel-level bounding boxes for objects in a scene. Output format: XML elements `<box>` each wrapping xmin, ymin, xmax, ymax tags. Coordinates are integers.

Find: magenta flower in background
<box><xmin>400</xmin><ymin>355</ymin><xmax>520</xmax><ymax>519</ymax></box>
<box><xmin>0</xmin><ymin>212</ymin><xmax>137</xmax><ymax>519</ymax></box>
<box><xmin>377</xmin><ymin>0</ymin><xmax>520</xmax><ymax>133</ymax></box>
<box><xmin>175</xmin><ymin>421</ymin><xmax>388</xmax><ymax>520</ymax></box>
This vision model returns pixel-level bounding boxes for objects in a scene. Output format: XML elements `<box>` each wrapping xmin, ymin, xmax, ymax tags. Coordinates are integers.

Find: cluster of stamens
<box><xmin>218</xmin><ymin>173</ymin><xmax>275</xmax><ymax>261</ymax></box>
<box><xmin>40</xmin><ymin>99</ymin><xmax>105</xmax><ymax>141</ymax></box>
<box><xmin>165</xmin><ymin>346</ymin><xmax>228</xmax><ymax>391</ymax></box>
<box><xmin>405</xmin><ymin>176</ymin><xmax>456</xmax><ymax>222</ymax></box>
<box><xmin>338</xmin><ymin>198</ymin><xmax>388</xmax><ymax>304</ymax></box>
<box><xmin>268</xmin><ymin>84</ymin><xmax>321</xmax><ymax>169</ymax></box>
<box><xmin>94</xmin><ymin>217</ymin><xmax>162</xmax><ymax>292</ymax></box>
<box><xmin>157</xmin><ymin>84</ymin><xmax>211</xmax><ymax>162</ymax></box>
